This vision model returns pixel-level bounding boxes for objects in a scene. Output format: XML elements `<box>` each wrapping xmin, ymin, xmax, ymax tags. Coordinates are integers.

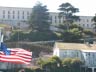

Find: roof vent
<box><xmin>93</xmin><ymin>41</ymin><xmax>96</xmax><ymax>44</ymax></box>
<box><xmin>85</xmin><ymin>42</ymin><xmax>91</xmax><ymax>47</ymax></box>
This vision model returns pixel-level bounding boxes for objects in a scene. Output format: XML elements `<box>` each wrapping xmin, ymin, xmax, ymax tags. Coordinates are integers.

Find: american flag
<box><xmin>0</xmin><ymin>34</ymin><xmax>32</xmax><ymax>65</ymax></box>
<box><xmin>0</xmin><ymin>48</ymin><xmax>32</xmax><ymax>65</ymax></box>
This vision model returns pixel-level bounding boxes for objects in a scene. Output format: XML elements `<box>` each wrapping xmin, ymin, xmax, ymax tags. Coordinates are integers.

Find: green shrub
<box><xmin>28</xmin><ymin>31</ymin><xmax>59</xmax><ymax>41</ymax></box>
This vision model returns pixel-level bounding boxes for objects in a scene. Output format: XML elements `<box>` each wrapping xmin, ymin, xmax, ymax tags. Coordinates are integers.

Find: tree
<box><xmin>37</xmin><ymin>56</ymin><xmax>62</xmax><ymax>72</ymax></box>
<box><xmin>58</xmin><ymin>2</ymin><xmax>79</xmax><ymax>31</ymax></box>
<box><xmin>29</xmin><ymin>2</ymin><xmax>50</xmax><ymax>31</ymax></box>
<box><xmin>28</xmin><ymin>31</ymin><xmax>59</xmax><ymax>41</ymax></box>
<box><xmin>62</xmin><ymin>58</ymin><xmax>83</xmax><ymax>72</ymax></box>
<box><xmin>62</xmin><ymin>58</ymin><xmax>72</xmax><ymax>72</ymax></box>
<box><xmin>92</xmin><ymin>14</ymin><xmax>96</xmax><ymax>32</ymax></box>
<box><xmin>49</xmin><ymin>56</ymin><xmax>62</xmax><ymax>67</ymax></box>
<box><xmin>60</xmin><ymin>28</ymin><xmax>82</xmax><ymax>42</ymax></box>
<box><xmin>62</xmin><ymin>58</ymin><xmax>72</xmax><ymax>67</ymax></box>
<box><xmin>9</xmin><ymin>31</ymin><xmax>28</xmax><ymax>41</ymax></box>
<box><xmin>71</xmin><ymin>58</ymin><xmax>83</xmax><ymax>72</ymax></box>
<box><xmin>83</xmin><ymin>30</ymin><xmax>94</xmax><ymax>36</ymax></box>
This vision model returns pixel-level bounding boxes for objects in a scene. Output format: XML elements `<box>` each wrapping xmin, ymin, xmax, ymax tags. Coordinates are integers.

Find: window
<box><xmin>49</xmin><ymin>16</ymin><xmax>52</xmax><ymax>23</ymax></box>
<box><xmin>27</xmin><ymin>16</ymin><xmax>29</xmax><ymax>19</ymax></box>
<box><xmin>22</xmin><ymin>11</ymin><xmax>24</xmax><ymax>15</ymax></box>
<box><xmin>83</xmin><ymin>19</ymin><xmax>85</xmax><ymax>22</ymax></box>
<box><xmin>50</xmin><ymin>16</ymin><xmax>52</xmax><ymax>20</ymax></box>
<box><xmin>8</xmin><ymin>15</ymin><xmax>10</xmax><ymax>19</ymax></box>
<box><xmin>13</xmin><ymin>11</ymin><xmax>15</xmax><ymax>14</ymax></box>
<box><xmin>18</xmin><ymin>11</ymin><xmax>19</xmax><ymax>14</ymax></box>
<box><xmin>86</xmin><ymin>53</ymin><xmax>87</xmax><ymax>56</ymax></box>
<box><xmin>87</xmin><ymin>24</ymin><xmax>89</xmax><ymax>27</ymax></box>
<box><xmin>8</xmin><ymin>11</ymin><xmax>10</xmax><ymax>14</ymax></box>
<box><xmin>87</xmin><ymin>19</ymin><xmax>89</xmax><ymax>22</ymax></box>
<box><xmin>76</xmin><ymin>52</ymin><xmax>78</xmax><ymax>57</ymax></box>
<box><xmin>93</xmin><ymin>54</ymin><xmax>94</xmax><ymax>57</ymax></box>
<box><xmin>22</xmin><ymin>15</ymin><xmax>24</xmax><ymax>19</ymax></box>
<box><xmin>13</xmin><ymin>15</ymin><xmax>15</xmax><ymax>19</ymax></box>
<box><xmin>3</xmin><ymin>10</ymin><xmax>5</xmax><ymax>14</ymax></box>
<box><xmin>55</xmin><ymin>19</ymin><xmax>56</xmax><ymax>23</ymax></box>
<box><xmin>55</xmin><ymin>16</ymin><xmax>56</xmax><ymax>19</ymax></box>
<box><xmin>79</xmin><ymin>19</ymin><xmax>81</xmax><ymax>22</ymax></box>
<box><xmin>3</xmin><ymin>15</ymin><xmax>5</xmax><ymax>18</ymax></box>
<box><xmin>59</xmin><ymin>19</ymin><xmax>61</xmax><ymax>24</ymax></box>
<box><xmin>88</xmin><ymin>53</ymin><xmax>90</xmax><ymax>56</ymax></box>
<box><xmin>63</xmin><ymin>16</ymin><xmax>65</xmax><ymax>20</ymax></box>
<box><xmin>55</xmin><ymin>16</ymin><xmax>57</xmax><ymax>23</ymax></box>
<box><xmin>27</xmin><ymin>11</ymin><xmax>29</xmax><ymax>15</ymax></box>
<box><xmin>83</xmin><ymin>24</ymin><xmax>85</xmax><ymax>26</ymax></box>
<box><xmin>91</xmin><ymin>24</ymin><xmax>93</xmax><ymax>27</ymax></box>
<box><xmin>18</xmin><ymin>15</ymin><xmax>19</xmax><ymax>19</ymax></box>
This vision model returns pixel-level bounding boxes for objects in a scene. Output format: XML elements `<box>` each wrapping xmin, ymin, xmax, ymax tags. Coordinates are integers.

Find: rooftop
<box><xmin>55</xmin><ymin>42</ymin><xmax>96</xmax><ymax>51</ymax></box>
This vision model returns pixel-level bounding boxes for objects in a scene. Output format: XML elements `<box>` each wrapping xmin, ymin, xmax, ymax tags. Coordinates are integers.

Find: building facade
<box><xmin>0</xmin><ymin>6</ymin><xmax>32</xmax><ymax>29</ymax></box>
<box><xmin>53</xmin><ymin>42</ymin><xmax>96</xmax><ymax>72</ymax></box>
<box><xmin>0</xmin><ymin>6</ymin><xmax>95</xmax><ymax>32</ymax></box>
<box><xmin>74</xmin><ymin>16</ymin><xmax>94</xmax><ymax>32</ymax></box>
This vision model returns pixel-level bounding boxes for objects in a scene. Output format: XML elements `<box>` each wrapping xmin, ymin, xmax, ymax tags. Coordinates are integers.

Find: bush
<box><xmin>24</xmin><ymin>68</ymin><xmax>34</xmax><ymax>72</ymax></box>
<box><xmin>28</xmin><ymin>31</ymin><xmax>59</xmax><ymax>41</ymax></box>
<box><xmin>9</xmin><ymin>31</ymin><xmax>28</xmax><ymax>41</ymax></box>
<box><xmin>83</xmin><ymin>30</ymin><xmax>94</xmax><ymax>36</ymax></box>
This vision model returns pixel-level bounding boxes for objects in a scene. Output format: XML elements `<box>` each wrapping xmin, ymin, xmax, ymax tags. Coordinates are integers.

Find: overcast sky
<box><xmin>0</xmin><ymin>0</ymin><xmax>96</xmax><ymax>16</ymax></box>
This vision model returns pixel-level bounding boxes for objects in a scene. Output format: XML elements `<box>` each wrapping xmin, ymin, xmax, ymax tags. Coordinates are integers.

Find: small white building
<box><xmin>53</xmin><ymin>42</ymin><xmax>96</xmax><ymax>72</ymax></box>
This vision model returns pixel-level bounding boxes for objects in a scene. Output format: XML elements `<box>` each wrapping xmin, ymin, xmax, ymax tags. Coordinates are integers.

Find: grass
<box><xmin>0</xmin><ymin>24</ymin><xmax>10</xmax><ymax>27</ymax></box>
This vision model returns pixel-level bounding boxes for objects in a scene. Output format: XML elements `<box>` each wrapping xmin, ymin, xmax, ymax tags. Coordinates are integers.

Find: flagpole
<box><xmin>0</xmin><ymin>33</ymin><xmax>3</xmax><ymax>71</ymax></box>
<box><xmin>17</xmin><ymin>22</ymin><xmax>20</xmax><ymax>48</ymax></box>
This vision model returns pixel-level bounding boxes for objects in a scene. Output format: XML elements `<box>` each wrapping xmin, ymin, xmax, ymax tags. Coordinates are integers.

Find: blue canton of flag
<box><xmin>0</xmin><ymin>42</ymin><xmax>10</xmax><ymax>55</ymax></box>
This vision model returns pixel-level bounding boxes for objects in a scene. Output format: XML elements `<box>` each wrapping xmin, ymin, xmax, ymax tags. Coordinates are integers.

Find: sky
<box><xmin>0</xmin><ymin>0</ymin><xmax>96</xmax><ymax>16</ymax></box>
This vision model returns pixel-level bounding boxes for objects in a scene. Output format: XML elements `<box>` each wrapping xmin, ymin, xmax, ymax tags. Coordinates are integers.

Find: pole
<box><xmin>17</xmin><ymin>22</ymin><xmax>20</xmax><ymax>48</ymax></box>
<box><xmin>18</xmin><ymin>29</ymin><xmax>19</xmax><ymax>47</ymax></box>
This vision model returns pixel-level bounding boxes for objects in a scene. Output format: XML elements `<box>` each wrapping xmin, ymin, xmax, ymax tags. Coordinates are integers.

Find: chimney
<box><xmin>93</xmin><ymin>41</ymin><xmax>96</xmax><ymax>45</ymax></box>
<box><xmin>85</xmin><ymin>42</ymin><xmax>91</xmax><ymax>47</ymax></box>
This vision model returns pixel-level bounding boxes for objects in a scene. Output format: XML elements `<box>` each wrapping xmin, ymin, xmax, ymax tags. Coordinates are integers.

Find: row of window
<box><xmin>2</xmin><ymin>14</ymin><xmax>30</xmax><ymax>20</ymax></box>
<box><xmin>50</xmin><ymin>16</ymin><xmax>65</xmax><ymax>24</ymax></box>
<box><xmin>78</xmin><ymin>24</ymin><xmax>93</xmax><ymax>28</ymax></box>
<box><xmin>86</xmin><ymin>53</ymin><xmax>96</xmax><ymax>66</ymax></box>
<box><xmin>86</xmin><ymin>52</ymin><xmax>96</xmax><ymax>57</ymax></box>
<box><xmin>78</xmin><ymin>19</ymin><xmax>93</xmax><ymax>22</ymax></box>
<box><xmin>2</xmin><ymin>10</ymin><xmax>30</xmax><ymax>20</ymax></box>
<box><xmin>50</xmin><ymin>16</ymin><xmax>93</xmax><ymax>24</ymax></box>
<box><xmin>3</xmin><ymin>10</ymin><xmax>30</xmax><ymax>15</ymax></box>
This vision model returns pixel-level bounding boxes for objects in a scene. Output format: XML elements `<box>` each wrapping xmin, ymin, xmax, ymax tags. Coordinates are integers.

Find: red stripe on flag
<box><xmin>0</xmin><ymin>48</ymin><xmax>32</xmax><ymax>65</ymax></box>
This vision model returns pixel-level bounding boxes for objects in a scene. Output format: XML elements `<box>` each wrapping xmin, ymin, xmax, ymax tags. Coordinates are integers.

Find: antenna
<box><xmin>1</xmin><ymin>34</ymin><xmax>4</xmax><ymax>43</ymax></box>
<box><xmin>0</xmin><ymin>27</ymin><xmax>4</xmax><ymax>47</ymax></box>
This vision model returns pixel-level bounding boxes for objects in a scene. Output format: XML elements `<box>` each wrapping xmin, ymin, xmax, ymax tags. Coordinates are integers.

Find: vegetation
<box><xmin>3</xmin><ymin>2</ymin><xmax>96</xmax><ymax>72</ymax></box>
<box><xmin>9</xmin><ymin>30</ymin><xmax>59</xmax><ymax>42</ymax></box>
<box><xmin>36</xmin><ymin>56</ymin><xmax>84</xmax><ymax>72</ymax></box>
<box><xmin>58</xmin><ymin>2</ymin><xmax>79</xmax><ymax>31</ymax></box>
<box><xmin>28</xmin><ymin>31</ymin><xmax>59</xmax><ymax>41</ymax></box>
<box><xmin>9</xmin><ymin>31</ymin><xmax>28</xmax><ymax>41</ymax></box>
<box><xmin>92</xmin><ymin>14</ymin><xmax>96</xmax><ymax>32</ymax></box>
<box><xmin>29</xmin><ymin>2</ymin><xmax>50</xmax><ymax>31</ymax></box>
<box><xmin>6</xmin><ymin>2</ymin><xmax>95</xmax><ymax>43</ymax></box>
<box><xmin>4</xmin><ymin>56</ymin><xmax>88</xmax><ymax>72</ymax></box>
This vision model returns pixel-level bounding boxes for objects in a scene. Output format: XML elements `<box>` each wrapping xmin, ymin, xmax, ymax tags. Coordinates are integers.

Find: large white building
<box><xmin>53</xmin><ymin>42</ymin><xmax>96</xmax><ymax>72</ymax></box>
<box><xmin>0</xmin><ymin>6</ymin><xmax>95</xmax><ymax>32</ymax></box>
<box><xmin>0</xmin><ymin>6</ymin><xmax>32</xmax><ymax>29</ymax></box>
<box><xmin>75</xmin><ymin>16</ymin><xmax>94</xmax><ymax>32</ymax></box>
